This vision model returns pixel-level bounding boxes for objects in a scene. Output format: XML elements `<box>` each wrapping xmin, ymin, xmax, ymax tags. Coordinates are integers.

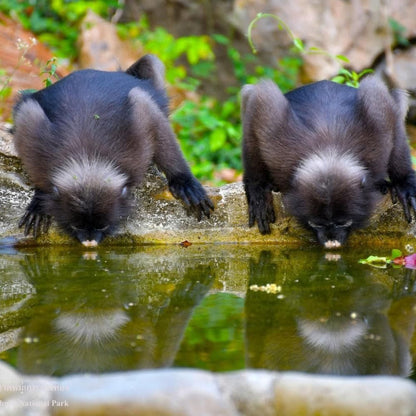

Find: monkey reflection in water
<box><xmin>18</xmin><ymin>251</ymin><xmax>214</xmax><ymax>375</ymax></box>
<box><xmin>242</xmin><ymin>77</ymin><xmax>416</xmax><ymax>248</ymax></box>
<box><xmin>13</xmin><ymin>55</ymin><xmax>213</xmax><ymax>247</ymax></box>
<box><xmin>245</xmin><ymin>251</ymin><xmax>416</xmax><ymax>376</ymax></box>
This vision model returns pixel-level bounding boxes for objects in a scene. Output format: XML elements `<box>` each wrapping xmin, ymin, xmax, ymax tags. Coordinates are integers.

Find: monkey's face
<box><xmin>285</xmin><ymin>182</ymin><xmax>375</xmax><ymax>249</ymax></box>
<box><xmin>306</xmin><ymin>219</ymin><xmax>354</xmax><ymax>249</ymax></box>
<box><xmin>47</xmin><ymin>186</ymin><xmax>132</xmax><ymax>246</ymax></box>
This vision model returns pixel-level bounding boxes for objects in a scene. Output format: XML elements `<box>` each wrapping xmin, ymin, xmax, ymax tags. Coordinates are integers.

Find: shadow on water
<box><xmin>0</xmin><ymin>243</ymin><xmax>416</xmax><ymax>380</ymax></box>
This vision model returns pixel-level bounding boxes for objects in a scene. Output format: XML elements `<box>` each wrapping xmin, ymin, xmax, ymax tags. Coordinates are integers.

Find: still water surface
<box><xmin>0</xmin><ymin>243</ymin><xmax>415</xmax><ymax>381</ymax></box>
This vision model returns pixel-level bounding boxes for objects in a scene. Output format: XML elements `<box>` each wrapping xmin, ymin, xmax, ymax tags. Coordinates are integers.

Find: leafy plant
<box><xmin>247</xmin><ymin>12</ymin><xmax>373</xmax><ymax>88</ymax></box>
<box><xmin>0</xmin><ymin>0</ymin><xmax>120</xmax><ymax>59</ymax></box>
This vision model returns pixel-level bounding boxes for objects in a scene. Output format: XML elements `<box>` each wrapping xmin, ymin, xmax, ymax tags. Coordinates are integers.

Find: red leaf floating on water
<box><xmin>180</xmin><ymin>240</ymin><xmax>192</xmax><ymax>248</ymax></box>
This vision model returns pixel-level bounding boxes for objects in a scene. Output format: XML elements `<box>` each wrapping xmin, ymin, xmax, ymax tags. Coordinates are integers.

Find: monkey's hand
<box><xmin>390</xmin><ymin>175</ymin><xmax>416</xmax><ymax>222</ymax></box>
<box><xmin>169</xmin><ymin>175</ymin><xmax>214</xmax><ymax>221</ymax></box>
<box><xmin>19</xmin><ymin>190</ymin><xmax>51</xmax><ymax>238</ymax></box>
<box><xmin>246</xmin><ymin>188</ymin><xmax>276</xmax><ymax>234</ymax></box>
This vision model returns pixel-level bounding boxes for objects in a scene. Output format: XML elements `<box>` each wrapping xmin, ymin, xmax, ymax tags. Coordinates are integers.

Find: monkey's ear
<box><xmin>13</xmin><ymin>99</ymin><xmax>52</xmax><ymax>143</ymax></box>
<box><xmin>390</xmin><ymin>88</ymin><xmax>409</xmax><ymax>121</ymax></box>
<box><xmin>126</xmin><ymin>54</ymin><xmax>165</xmax><ymax>91</ymax></box>
<box><xmin>357</xmin><ymin>76</ymin><xmax>396</xmax><ymax>123</ymax></box>
<box><xmin>241</xmin><ymin>80</ymin><xmax>288</xmax><ymax>124</ymax></box>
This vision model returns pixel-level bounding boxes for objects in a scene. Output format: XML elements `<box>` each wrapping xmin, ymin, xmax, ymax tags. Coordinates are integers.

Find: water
<box><xmin>0</xmin><ymin>243</ymin><xmax>415</xmax><ymax>381</ymax></box>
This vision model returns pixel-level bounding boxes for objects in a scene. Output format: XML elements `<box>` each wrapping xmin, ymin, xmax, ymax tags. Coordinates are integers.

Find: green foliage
<box><xmin>1</xmin><ymin>5</ymin><xmax>302</xmax><ymax>182</ymax></box>
<box><xmin>247</xmin><ymin>12</ymin><xmax>374</xmax><ymax>88</ymax></box>
<box><xmin>0</xmin><ymin>0</ymin><xmax>120</xmax><ymax>59</ymax></box>
<box><xmin>41</xmin><ymin>57</ymin><xmax>60</xmax><ymax>87</ymax></box>
<box><xmin>120</xmin><ymin>18</ymin><xmax>301</xmax><ymax>182</ymax></box>
<box><xmin>389</xmin><ymin>18</ymin><xmax>410</xmax><ymax>47</ymax></box>
<box><xmin>174</xmin><ymin>293</ymin><xmax>245</xmax><ymax>371</ymax></box>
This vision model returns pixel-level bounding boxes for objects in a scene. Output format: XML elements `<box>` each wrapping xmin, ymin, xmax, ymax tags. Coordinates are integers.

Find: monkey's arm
<box><xmin>387</xmin><ymin>120</ymin><xmax>416</xmax><ymax>221</ymax></box>
<box><xmin>19</xmin><ymin>188</ymin><xmax>52</xmax><ymax>238</ymax></box>
<box><xmin>129</xmin><ymin>87</ymin><xmax>213</xmax><ymax>220</ymax></box>
<box><xmin>387</xmin><ymin>89</ymin><xmax>416</xmax><ymax>221</ymax></box>
<box><xmin>241</xmin><ymin>83</ymin><xmax>282</xmax><ymax>234</ymax></box>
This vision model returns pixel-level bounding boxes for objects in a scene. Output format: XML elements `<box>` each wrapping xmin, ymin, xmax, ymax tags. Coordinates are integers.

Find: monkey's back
<box><xmin>14</xmin><ymin>69</ymin><xmax>169</xmax><ymax>187</ymax></box>
<box><xmin>268</xmin><ymin>80</ymin><xmax>395</xmax><ymax>190</ymax></box>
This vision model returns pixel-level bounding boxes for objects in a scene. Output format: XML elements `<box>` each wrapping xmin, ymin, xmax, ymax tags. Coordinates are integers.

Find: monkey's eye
<box><xmin>70</xmin><ymin>225</ymin><xmax>84</xmax><ymax>232</ymax></box>
<box><xmin>308</xmin><ymin>221</ymin><xmax>324</xmax><ymax>229</ymax></box>
<box><xmin>335</xmin><ymin>220</ymin><xmax>353</xmax><ymax>228</ymax></box>
<box><xmin>96</xmin><ymin>225</ymin><xmax>110</xmax><ymax>232</ymax></box>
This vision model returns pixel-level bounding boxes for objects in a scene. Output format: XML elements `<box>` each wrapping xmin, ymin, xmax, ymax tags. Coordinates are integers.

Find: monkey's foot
<box><xmin>19</xmin><ymin>192</ymin><xmax>51</xmax><ymax>238</ymax></box>
<box><xmin>391</xmin><ymin>183</ymin><xmax>416</xmax><ymax>222</ymax></box>
<box><xmin>169</xmin><ymin>176</ymin><xmax>214</xmax><ymax>221</ymax></box>
<box><xmin>247</xmin><ymin>190</ymin><xmax>276</xmax><ymax>234</ymax></box>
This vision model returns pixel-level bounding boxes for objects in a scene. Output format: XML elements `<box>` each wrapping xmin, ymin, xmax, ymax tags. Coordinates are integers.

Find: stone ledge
<box><xmin>1</xmin><ymin>362</ymin><xmax>415</xmax><ymax>416</ymax></box>
<box><xmin>2</xmin><ymin>122</ymin><xmax>416</xmax><ymax>248</ymax></box>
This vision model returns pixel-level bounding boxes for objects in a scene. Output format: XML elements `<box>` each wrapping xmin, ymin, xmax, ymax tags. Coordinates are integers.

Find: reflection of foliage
<box><xmin>174</xmin><ymin>293</ymin><xmax>245</xmax><ymax>371</ymax></box>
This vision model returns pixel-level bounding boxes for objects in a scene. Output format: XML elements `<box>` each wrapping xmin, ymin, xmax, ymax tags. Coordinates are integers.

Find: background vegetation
<box><xmin>0</xmin><ymin>0</ymin><xmax>302</xmax><ymax>183</ymax></box>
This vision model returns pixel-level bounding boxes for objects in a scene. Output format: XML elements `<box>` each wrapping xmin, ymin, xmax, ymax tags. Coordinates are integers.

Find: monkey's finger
<box><xmin>397</xmin><ymin>192</ymin><xmax>411</xmax><ymax>222</ymax></box>
<box><xmin>390</xmin><ymin>187</ymin><xmax>398</xmax><ymax>204</ymax></box>
<box><xmin>18</xmin><ymin>210</ymin><xmax>31</xmax><ymax>228</ymax></box>
<box><xmin>200</xmin><ymin>200</ymin><xmax>212</xmax><ymax>218</ymax></box>
<box><xmin>33</xmin><ymin>215</ymin><xmax>42</xmax><ymax>239</ymax></box>
<box><xmin>43</xmin><ymin>216</ymin><xmax>52</xmax><ymax>233</ymax></box>
<box><xmin>205</xmin><ymin>197</ymin><xmax>214</xmax><ymax>211</ymax></box>
<box><xmin>410</xmin><ymin>197</ymin><xmax>416</xmax><ymax>217</ymax></box>
<box><xmin>248</xmin><ymin>209</ymin><xmax>256</xmax><ymax>228</ymax></box>
<box><xmin>24</xmin><ymin>213</ymin><xmax>36</xmax><ymax>236</ymax></box>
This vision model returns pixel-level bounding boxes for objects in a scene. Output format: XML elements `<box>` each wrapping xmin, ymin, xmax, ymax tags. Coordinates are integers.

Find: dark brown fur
<box><xmin>241</xmin><ymin>76</ymin><xmax>416</xmax><ymax>246</ymax></box>
<box><xmin>13</xmin><ymin>55</ymin><xmax>213</xmax><ymax>244</ymax></box>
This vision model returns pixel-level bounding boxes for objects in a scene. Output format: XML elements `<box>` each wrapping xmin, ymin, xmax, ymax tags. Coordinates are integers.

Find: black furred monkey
<box><xmin>13</xmin><ymin>54</ymin><xmax>214</xmax><ymax>246</ymax></box>
<box><xmin>241</xmin><ymin>76</ymin><xmax>416</xmax><ymax>248</ymax></box>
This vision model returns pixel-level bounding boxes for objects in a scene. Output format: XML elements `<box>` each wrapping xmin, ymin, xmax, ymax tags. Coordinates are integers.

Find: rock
<box><xmin>374</xmin><ymin>44</ymin><xmax>416</xmax><ymax>124</ymax></box>
<box><xmin>1</xmin><ymin>121</ymin><xmax>416</xmax><ymax>247</ymax></box>
<box><xmin>53</xmin><ymin>369</ymin><xmax>238</xmax><ymax>416</ymax></box>
<box><xmin>0</xmin><ymin>361</ymin><xmax>22</xmax><ymax>400</ymax></box>
<box><xmin>78</xmin><ymin>10</ymin><xmax>139</xmax><ymax>71</ymax></box>
<box><xmin>122</xmin><ymin>0</ymin><xmax>416</xmax><ymax>89</ymax></box>
<box><xmin>2</xmin><ymin>369</ymin><xmax>411</xmax><ymax>416</ymax></box>
<box><xmin>274</xmin><ymin>372</ymin><xmax>416</xmax><ymax>416</ymax></box>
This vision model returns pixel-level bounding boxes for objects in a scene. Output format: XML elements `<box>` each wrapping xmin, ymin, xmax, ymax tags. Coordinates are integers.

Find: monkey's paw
<box><xmin>391</xmin><ymin>176</ymin><xmax>416</xmax><ymax>222</ymax></box>
<box><xmin>169</xmin><ymin>176</ymin><xmax>214</xmax><ymax>221</ymax></box>
<box><xmin>19</xmin><ymin>193</ymin><xmax>51</xmax><ymax>238</ymax></box>
<box><xmin>247</xmin><ymin>190</ymin><xmax>276</xmax><ymax>234</ymax></box>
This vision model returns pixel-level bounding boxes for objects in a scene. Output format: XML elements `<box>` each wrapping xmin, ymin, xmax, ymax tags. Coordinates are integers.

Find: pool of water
<box><xmin>0</xmin><ymin>242</ymin><xmax>415</xmax><ymax>381</ymax></box>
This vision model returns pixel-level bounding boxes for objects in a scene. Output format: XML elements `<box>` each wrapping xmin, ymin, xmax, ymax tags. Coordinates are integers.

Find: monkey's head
<box><xmin>285</xmin><ymin>150</ymin><xmax>380</xmax><ymax>249</ymax></box>
<box><xmin>48</xmin><ymin>157</ymin><xmax>132</xmax><ymax>246</ymax></box>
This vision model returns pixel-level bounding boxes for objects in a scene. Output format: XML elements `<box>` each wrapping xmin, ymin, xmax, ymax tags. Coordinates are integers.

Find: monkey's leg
<box><xmin>129</xmin><ymin>87</ymin><xmax>214</xmax><ymax>220</ymax></box>
<box><xmin>19</xmin><ymin>189</ymin><xmax>51</xmax><ymax>238</ymax></box>
<box><xmin>153</xmin><ymin>121</ymin><xmax>214</xmax><ymax>220</ymax></box>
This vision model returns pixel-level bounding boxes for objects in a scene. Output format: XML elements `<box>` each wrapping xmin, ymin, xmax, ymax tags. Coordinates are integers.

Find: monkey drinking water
<box><xmin>241</xmin><ymin>77</ymin><xmax>416</xmax><ymax>248</ymax></box>
<box><xmin>13</xmin><ymin>55</ymin><xmax>214</xmax><ymax>246</ymax></box>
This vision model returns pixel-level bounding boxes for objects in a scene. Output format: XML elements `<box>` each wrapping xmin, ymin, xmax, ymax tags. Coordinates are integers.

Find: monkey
<box><xmin>13</xmin><ymin>54</ymin><xmax>214</xmax><ymax>247</ymax></box>
<box><xmin>241</xmin><ymin>76</ymin><xmax>416</xmax><ymax>248</ymax></box>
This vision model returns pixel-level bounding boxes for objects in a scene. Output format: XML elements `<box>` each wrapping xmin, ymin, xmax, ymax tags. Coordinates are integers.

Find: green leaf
<box><xmin>358</xmin><ymin>255</ymin><xmax>390</xmax><ymax>268</ymax></box>
<box><xmin>293</xmin><ymin>38</ymin><xmax>304</xmax><ymax>52</ymax></box>
<box><xmin>331</xmin><ymin>75</ymin><xmax>346</xmax><ymax>84</ymax></box>
<box><xmin>391</xmin><ymin>249</ymin><xmax>402</xmax><ymax>259</ymax></box>
<box><xmin>335</xmin><ymin>54</ymin><xmax>350</xmax><ymax>63</ymax></box>
<box><xmin>209</xmin><ymin>128</ymin><xmax>227</xmax><ymax>152</ymax></box>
